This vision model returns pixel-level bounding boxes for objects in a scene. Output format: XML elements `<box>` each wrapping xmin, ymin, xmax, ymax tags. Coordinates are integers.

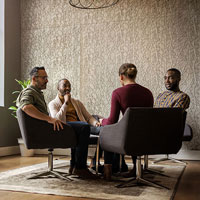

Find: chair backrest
<box><xmin>100</xmin><ymin>107</ymin><xmax>184</xmax><ymax>156</ymax></box>
<box><xmin>17</xmin><ymin>108</ymin><xmax>77</xmax><ymax>149</ymax></box>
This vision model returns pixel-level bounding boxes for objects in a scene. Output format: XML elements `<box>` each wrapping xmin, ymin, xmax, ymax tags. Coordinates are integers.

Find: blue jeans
<box><xmin>67</xmin><ymin>121</ymin><xmax>90</xmax><ymax>169</ymax></box>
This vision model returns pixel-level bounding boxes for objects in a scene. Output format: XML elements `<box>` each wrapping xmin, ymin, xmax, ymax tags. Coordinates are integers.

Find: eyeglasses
<box><xmin>35</xmin><ymin>76</ymin><xmax>48</xmax><ymax>80</ymax></box>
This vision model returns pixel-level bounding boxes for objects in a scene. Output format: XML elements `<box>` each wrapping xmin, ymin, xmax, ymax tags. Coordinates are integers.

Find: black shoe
<box><xmin>69</xmin><ymin>166</ymin><xmax>74</xmax><ymax>175</ymax></box>
<box><xmin>73</xmin><ymin>168</ymin><xmax>100</xmax><ymax>180</ymax></box>
<box><xmin>121</xmin><ymin>163</ymin><xmax>128</xmax><ymax>172</ymax></box>
<box><xmin>112</xmin><ymin>163</ymin><xmax>128</xmax><ymax>173</ymax></box>
<box><xmin>91</xmin><ymin>164</ymin><xmax>104</xmax><ymax>174</ymax></box>
<box><xmin>123</xmin><ymin>168</ymin><xmax>136</xmax><ymax>178</ymax></box>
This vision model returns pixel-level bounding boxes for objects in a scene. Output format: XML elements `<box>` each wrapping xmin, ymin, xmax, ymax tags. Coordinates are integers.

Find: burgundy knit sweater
<box><xmin>102</xmin><ymin>83</ymin><xmax>154</xmax><ymax>126</ymax></box>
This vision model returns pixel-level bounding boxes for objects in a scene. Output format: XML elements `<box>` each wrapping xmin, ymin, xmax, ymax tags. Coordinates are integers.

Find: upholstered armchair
<box><xmin>100</xmin><ymin>107</ymin><xmax>184</xmax><ymax>188</ymax></box>
<box><xmin>153</xmin><ymin>112</ymin><xmax>193</xmax><ymax>165</ymax></box>
<box><xmin>17</xmin><ymin>108</ymin><xmax>77</xmax><ymax>180</ymax></box>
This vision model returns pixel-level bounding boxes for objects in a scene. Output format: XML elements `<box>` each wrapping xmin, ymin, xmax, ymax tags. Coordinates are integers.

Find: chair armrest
<box><xmin>182</xmin><ymin>124</ymin><xmax>193</xmax><ymax>141</ymax></box>
<box><xmin>100</xmin><ymin>118</ymin><xmax>128</xmax><ymax>155</ymax></box>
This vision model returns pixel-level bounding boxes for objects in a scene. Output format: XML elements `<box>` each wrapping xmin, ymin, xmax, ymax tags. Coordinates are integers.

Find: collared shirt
<box><xmin>58</xmin><ymin>95</ymin><xmax>79</xmax><ymax>122</ymax></box>
<box><xmin>154</xmin><ymin>90</ymin><xmax>190</xmax><ymax>111</ymax></box>
<box><xmin>16</xmin><ymin>85</ymin><xmax>48</xmax><ymax>115</ymax></box>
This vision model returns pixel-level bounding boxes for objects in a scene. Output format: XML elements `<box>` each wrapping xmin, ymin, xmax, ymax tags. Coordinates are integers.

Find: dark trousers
<box><xmin>67</xmin><ymin>121</ymin><xmax>90</xmax><ymax>169</ymax></box>
<box><xmin>104</xmin><ymin>151</ymin><xmax>127</xmax><ymax>166</ymax></box>
<box><xmin>104</xmin><ymin>151</ymin><xmax>136</xmax><ymax>171</ymax></box>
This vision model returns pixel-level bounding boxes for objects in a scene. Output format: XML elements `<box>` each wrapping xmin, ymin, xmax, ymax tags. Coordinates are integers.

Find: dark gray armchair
<box><xmin>16</xmin><ymin>108</ymin><xmax>77</xmax><ymax>180</ymax></box>
<box><xmin>100</xmin><ymin>107</ymin><xmax>184</xmax><ymax>188</ymax></box>
<box><xmin>153</xmin><ymin>111</ymin><xmax>193</xmax><ymax>165</ymax></box>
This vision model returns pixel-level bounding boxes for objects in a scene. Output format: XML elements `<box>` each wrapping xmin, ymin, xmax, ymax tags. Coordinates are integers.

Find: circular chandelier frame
<box><xmin>69</xmin><ymin>0</ymin><xmax>120</xmax><ymax>9</ymax></box>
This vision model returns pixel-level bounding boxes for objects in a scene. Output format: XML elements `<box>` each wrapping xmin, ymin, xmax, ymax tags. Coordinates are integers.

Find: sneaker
<box><xmin>73</xmin><ymin>168</ymin><xmax>100</xmax><ymax>180</ymax></box>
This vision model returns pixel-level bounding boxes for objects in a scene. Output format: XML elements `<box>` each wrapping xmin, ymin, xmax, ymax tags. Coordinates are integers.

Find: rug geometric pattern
<box><xmin>0</xmin><ymin>160</ymin><xmax>185</xmax><ymax>200</ymax></box>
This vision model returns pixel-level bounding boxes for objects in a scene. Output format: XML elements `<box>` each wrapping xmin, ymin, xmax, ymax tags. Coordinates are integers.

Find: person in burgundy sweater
<box><xmin>100</xmin><ymin>63</ymin><xmax>154</xmax><ymax>180</ymax></box>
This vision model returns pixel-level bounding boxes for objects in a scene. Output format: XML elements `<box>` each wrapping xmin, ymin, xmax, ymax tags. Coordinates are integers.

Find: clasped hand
<box><xmin>95</xmin><ymin>122</ymin><xmax>101</xmax><ymax>127</ymax></box>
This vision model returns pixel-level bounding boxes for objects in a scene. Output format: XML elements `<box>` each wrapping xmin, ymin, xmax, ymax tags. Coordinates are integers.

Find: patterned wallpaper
<box><xmin>21</xmin><ymin>0</ymin><xmax>200</xmax><ymax>150</ymax></box>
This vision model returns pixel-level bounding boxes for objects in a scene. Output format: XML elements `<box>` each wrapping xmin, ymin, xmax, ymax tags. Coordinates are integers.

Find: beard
<box><xmin>36</xmin><ymin>81</ymin><xmax>47</xmax><ymax>90</ymax></box>
<box><xmin>41</xmin><ymin>83</ymin><xmax>47</xmax><ymax>89</ymax></box>
<box><xmin>165</xmin><ymin>81</ymin><xmax>179</xmax><ymax>91</ymax></box>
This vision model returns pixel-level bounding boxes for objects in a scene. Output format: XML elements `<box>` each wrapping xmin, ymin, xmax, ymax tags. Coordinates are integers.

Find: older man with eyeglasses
<box><xmin>16</xmin><ymin>67</ymin><xmax>62</xmax><ymax>130</ymax></box>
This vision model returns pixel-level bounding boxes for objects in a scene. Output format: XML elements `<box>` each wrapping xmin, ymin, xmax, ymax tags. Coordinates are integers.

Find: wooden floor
<box><xmin>0</xmin><ymin>155</ymin><xmax>199</xmax><ymax>200</ymax></box>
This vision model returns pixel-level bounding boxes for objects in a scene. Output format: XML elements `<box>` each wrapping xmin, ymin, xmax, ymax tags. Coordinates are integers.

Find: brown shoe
<box><xmin>73</xmin><ymin>168</ymin><xmax>100</xmax><ymax>180</ymax></box>
<box><xmin>104</xmin><ymin>164</ymin><xmax>112</xmax><ymax>181</ymax></box>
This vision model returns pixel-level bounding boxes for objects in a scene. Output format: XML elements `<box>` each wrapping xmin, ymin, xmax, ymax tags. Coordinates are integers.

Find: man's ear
<box><xmin>119</xmin><ymin>74</ymin><xmax>124</xmax><ymax>81</ymax></box>
<box><xmin>176</xmin><ymin>76</ymin><xmax>181</xmax><ymax>83</ymax></box>
<box><xmin>32</xmin><ymin>76</ymin><xmax>36</xmax><ymax>82</ymax></box>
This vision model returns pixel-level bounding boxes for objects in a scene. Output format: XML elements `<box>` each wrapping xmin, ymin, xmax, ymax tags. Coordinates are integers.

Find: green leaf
<box><xmin>25</xmin><ymin>80</ymin><xmax>30</xmax><ymax>87</ymax></box>
<box><xmin>12</xmin><ymin>91</ymin><xmax>20</xmax><ymax>94</ymax></box>
<box><xmin>8</xmin><ymin>106</ymin><xmax>17</xmax><ymax>111</ymax></box>
<box><xmin>15</xmin><ymin>79</ymin><xmax>30</xmax><ymax>89</ymax></box>
<box><xmin>11</xmin><ymin>113</ymin><xmax>17</xmax><ymax>118</ymax></box>
<box><xmin>15</xmin><ymin>79</ymin><xmax>23</xmax><ymax>85</ymax></box>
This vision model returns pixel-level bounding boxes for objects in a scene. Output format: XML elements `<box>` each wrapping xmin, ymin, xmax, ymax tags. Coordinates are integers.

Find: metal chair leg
<box><xmin>153</xmin><ymin>154</ymin><xmax>187</xmax><ymax>165</ymax></box>
<box><xmin>143</xmin><ymin>155</ymin><xmax>169</xmax><ymax>177</ymax></box>
<box><xmin>28</xmin><ymin>150</ymin><xmax>73</xmax><ymax>181</ymax></box>
<box><xmin>95</xmin><ymin>136</ymin><xmax>100</xmax><ymax>174</ymax></box>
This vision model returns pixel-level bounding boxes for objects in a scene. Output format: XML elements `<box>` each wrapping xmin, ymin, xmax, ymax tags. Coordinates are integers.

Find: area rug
<box><xmin>0</xmin><ymin>160</ymin><xmax>185</xmax><ymax>200</ymax></box>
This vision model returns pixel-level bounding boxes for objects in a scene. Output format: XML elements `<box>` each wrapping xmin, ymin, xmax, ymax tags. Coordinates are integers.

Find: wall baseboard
<box><xmin>34</xmin><ymin>147</ymin><xmax>96</xmax><ymax>157</ymax></box>
<box><xmin>0</xmin><ymin>146</ymin><xmax>20</xmax><ymax>157</ymax></box>
<box><xmin>149</xmin><ymin>150</ymin><xmax>200</xmax><ymax>161</ymax></box>
<box><xmin>1</xmin><ymin>146</ymin><xmax>200</xmax><ymax>161</ymax></box>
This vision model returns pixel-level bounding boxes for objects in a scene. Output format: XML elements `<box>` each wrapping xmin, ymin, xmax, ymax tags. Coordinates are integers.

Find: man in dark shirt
<box><xmin>100</xmin><ymin>63</ymin><xmax>154</xmax><ymax>180</ymax></box>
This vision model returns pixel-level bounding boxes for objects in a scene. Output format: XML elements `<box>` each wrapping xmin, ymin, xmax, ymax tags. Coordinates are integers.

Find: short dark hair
<box><xmin>119</xmin><ymin>63</ymin><xmax>137</xmax><ymax>79</ymax></box>
<box><xmin>29</xmin><ymin>66</ymin><xmax>45</xmax><ymax>77</ymax></box>
<box><xmin>167</xmin><ymin>68</ymin><xmax>181</xmax><ymax>79</ymax></box>
<box><xmin>57</xmin><ymin>78</ymin><xmax>70</xmax><ymax>90</ymax></box>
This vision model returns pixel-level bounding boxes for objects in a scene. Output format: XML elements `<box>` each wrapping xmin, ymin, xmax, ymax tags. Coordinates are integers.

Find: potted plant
<box><xmin>9</xmin><ymin>79</ymin><xmax>34</xmax><ymax>156</ymax></box>
<box><xmin>8</xmin><ymin>79</ymin><xmax>30</xmax><ymax>118</ymax></box>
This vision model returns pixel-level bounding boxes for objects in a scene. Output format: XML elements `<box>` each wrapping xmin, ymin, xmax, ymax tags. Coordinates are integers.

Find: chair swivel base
<box><xmin>28</xmin><ymin>170</ymin><xmax>73</xmax><ymax>181</ymax></box>
<box><xmin>116</xmin><ymin>176</ymin><xmax>169</xmax><ymax>189</ymax></box>
<box><xmin>116</xmin><ymin>156</ymin><xmax>169</xmax><ymax>189</ymax></box>
<box><xmin>143</xmin><ymin>168</ymin><xmax>170</xmax><ymax>177</ymax></box>
<box><xmin>28</xmin><ymin>149</ymin><xmax>73</xmax><ymax>181</ymax></box>
<box><xmin>153</xmin><ymin>155</ymin><xmax>187</xmax><ymax>165</ymax></box>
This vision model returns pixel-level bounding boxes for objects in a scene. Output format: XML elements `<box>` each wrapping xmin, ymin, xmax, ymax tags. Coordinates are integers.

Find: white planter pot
<box><xmin>18</xmin><ymin>138</ymin><xmax>34</xmax><ymax>157</ymax></box>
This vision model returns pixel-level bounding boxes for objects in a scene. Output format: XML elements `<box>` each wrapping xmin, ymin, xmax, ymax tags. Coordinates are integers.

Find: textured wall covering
<box><xmin>21</xmin><ymin>0</ymin><xmax>200</xmax><ymax>150</ymax></box>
